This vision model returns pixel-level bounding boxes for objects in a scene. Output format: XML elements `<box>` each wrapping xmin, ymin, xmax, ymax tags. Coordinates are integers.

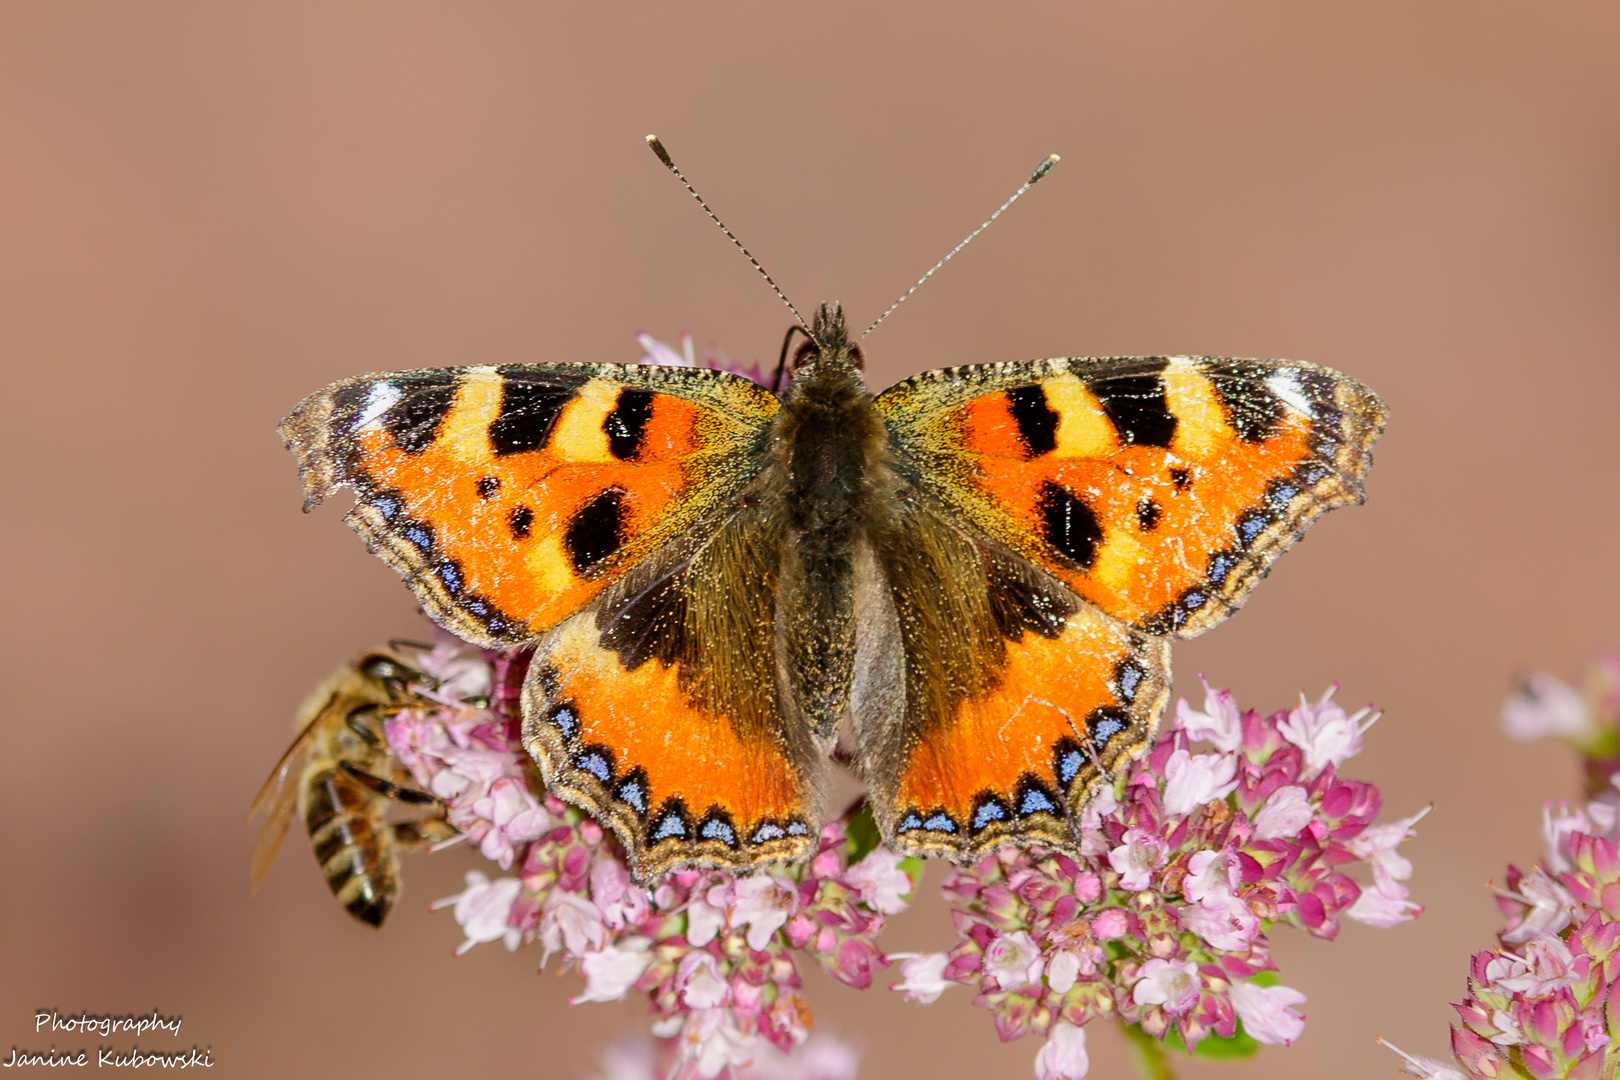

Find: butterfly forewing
<box><xmin>874</xmin><ymin>355</ymin><xmax>1386</xmax><ymax>637</ymax></box>
<box><xmin>280</xmin><ymin>363</ymin><xmax>779</xmax><ymax>648</ymax></box>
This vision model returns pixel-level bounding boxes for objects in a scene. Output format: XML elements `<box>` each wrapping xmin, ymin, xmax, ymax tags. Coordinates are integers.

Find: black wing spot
<box><xmin>1038</xmin><ymin>481</ymin><xmax>1104</xmax><ymax>570</ymax></box>
<box><xmin>545</xmin><ymin>700</ymin><xmax>581</xmax><ymax>741</ymax></box>
<box><xmin>969</xmin><ymin>794</ymin><xmax>1011</xmax><ymax>833</ymax></box>
<box><xmin>476</xmin><ymin>476</ymin><xmax>501</xmax><ymax>499</ymax></box>
<box><xmin>369</xmin><ymin>492</ymin><xmax>403</xmax><ymax>521</ymax></box>
<box><xmin>488</xmin><ymin>371</ymin><xmax>587</xmax><ymax>457</ymax></box>
<box><xmin>379</xmin><ymin>373</ymin><xmax>458</xmax><ymax>454</ymax></box>
<box><xmin>1297</xmin><ymin>462</ymin><xmax>1331</xmax><ymax>486</ymax></box>
<box><xmin>1136</xmin><ymin>497</ymin><xmax>1162</xmax><ymax>533</ymax></box>
<box><xmin>574</xmin><ymin>745</ymin><xmax>616</xmax><ymax>785</ymax></box>
<box><xmin>614</xmin><ymin>768</ymin><xmax>650</xmax><ymax>816</ymax></box>
<box><xmin>401</xmin><ymin>518</ymin><xmax>438</xmax><ymax>556</ymax></box>
<box><xmin>1006</xmin><ymin>385</ymin><xmax>1059</xmax><ymax>457</ymax></box>
<box><xmin>1203</xmin><ymin>360</ymin><xmax>1283</xmax><ymax>443</ymax></box>
<box><xmin>1013</xmin><ymin>774</ymin><xmax>1061</xmax><ymax>818</ymax></box>
<box><xmin>698</xmin><ymin>809</ymin><xmax>739</xmax><ymax>849</ymax></box>
<box><xmin>604</xmin><ymin>388</ymin><xmax>655</xmax><ymax>461</ymax></box>
<box><xmin>649</xmin><ymin>799</ymin><xmax>691</xmax><ymax>842</ymax></box>
<box><xmin>1148</xmin><ymin>586</ymin><xmax>1214</xmax><ymax>634</ymax></box>
<box><xmin>1295</xmin><ymin>369</ymin><xmax>1342</xmax><ymax>425</ymax></box>
<box><xmin>1053</xmin><ymin>737</ymin><xmax>1086</xmax><ymax>791</ymax></box>
<box><xmin>508</xmin><ymin>505</ymin><xmax>534</xmax><ymax>540</ymax></box>
<box><xmin>597</xmin><ymin>572</ymin><xmax>687</xmax><ymax>671</ymax></box>
<box><xmin>1236</xmin><ymin>508</ymin><xmax>1271</xmax><ymax>546</ymax></box>
<box><xmin>750</xmin><ymin>821</ymin><xmax>787</xmax><ymax>843</ymax></box>
<box><xmin>1091</xmin><ymin>366</ymin><xmax>1176</xmax><ymax>448</ymax></box>
<box><xmin>1169</xmin><ymin>466</ymin><xmax>1192</xmax><ymax>491</ymax></box>
<box><xmin>564</xmin><ymin>488</ymin><xmax>627</xmax><ymax>575</ymax></box>
<box><xmin>983</xmin><ymin>546</ymin><xmax>1078</xmax><ymax>641</ymax></box>
<box><xmin>1266</xmin><ymin>478</ymin><xmax>1299</xmax><ymax>515</ymax></box>
<box><xmin>1086</xmin><ymin>706</ymin><xmax>1131</xmax><ymax>750</ymax></box>
<box><xmin>1113</xmin><ymin>658</ymin><xmax>1146</xmax><ymax>704</ymax></box>
<box><xmin>533</xmin><ymin>664</ymin><xmax>561</xmax><ymax>699</ymax></box>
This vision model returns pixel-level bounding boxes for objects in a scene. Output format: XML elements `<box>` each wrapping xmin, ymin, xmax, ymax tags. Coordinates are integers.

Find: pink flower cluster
<box><xmin>1387</xmin><ymin>650</ymin><xmax>1620</xmax><ymax>1080</ymax></box>
<box><xmin>381</xmin><ymin>637</ymin><xmax>918</xmax><ymax>1080</ymax></box>
<box><xmin>893</xmin><ymin>681</ymin><xmax>1424</xmax><ymax>1078</ymax></box>
<box><xmin>588</xmin><ymin>1032</ymin><xmax>860</xmax><ymax>1080</ymax></box>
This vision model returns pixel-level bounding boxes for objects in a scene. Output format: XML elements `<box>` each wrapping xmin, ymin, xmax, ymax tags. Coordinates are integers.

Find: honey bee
<box><xmin>249</xmin><ymin>647</ymin><xmax>456</xmax><ymax>927</ymax></box>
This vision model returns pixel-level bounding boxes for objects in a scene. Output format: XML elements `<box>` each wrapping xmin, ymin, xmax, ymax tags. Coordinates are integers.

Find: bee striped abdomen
<box><xmin>303</xmin><ymin>767</ymin><xmax>399</xmax><ymax>928</ymax></box>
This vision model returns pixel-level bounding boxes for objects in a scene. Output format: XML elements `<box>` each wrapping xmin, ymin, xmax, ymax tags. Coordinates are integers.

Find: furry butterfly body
<box><xmin>281</xmin><ymin>303</ymin><xmax>1385</xmax><ymax>879</ymax></box>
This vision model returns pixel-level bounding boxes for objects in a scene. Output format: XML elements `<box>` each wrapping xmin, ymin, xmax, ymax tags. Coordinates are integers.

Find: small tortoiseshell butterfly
<box><xmin>280</xmin><ymin>145</ymin><xmax>1385</xmax><ymax>880</ymax></box>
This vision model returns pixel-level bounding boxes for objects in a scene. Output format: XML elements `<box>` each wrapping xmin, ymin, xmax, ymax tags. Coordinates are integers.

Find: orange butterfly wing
<box><xmin>859</xmin><ymin>356</ymin><xmax>1383</xmax><ymax>858</ymax></box>
<box><xmin>282</xmin><ymin>364</ymin><xmax>819</xmax><ymax>878</ymax></box>
<box><xmin>853</xmin><ymin>508</ymin><xmax>1170</xmax><ymax>858</ymax></box>
<box><xmin>281</xmin><ymin>363</ymin><xmax>777</xmax><ymax>647</ymax></box>
<box><xmin>875</xmin><ymin>356</ymin><xmax>1386</xmax><ymax>635</ymax></box>
<box><xmin>522</xmin><ymin>505</ymin><xmax>823</xmax><ymax>879</ymax></box>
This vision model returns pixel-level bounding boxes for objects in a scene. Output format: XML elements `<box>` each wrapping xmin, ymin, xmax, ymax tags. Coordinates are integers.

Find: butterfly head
<box><xmin>783</xmin><ymin>301</ymin><xmax>865</xmax><ymax>387</ymax></box>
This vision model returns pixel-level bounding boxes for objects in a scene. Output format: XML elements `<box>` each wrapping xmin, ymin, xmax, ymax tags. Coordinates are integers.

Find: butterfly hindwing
<box><xmin>875</xmin><ymin>356</ymin><xmax>1387</xmax><ymax>636</ymax></box>
<box><xmin>853</xmin><ymin>501</ymin><xmax>1171</xmax><ymax>860</ymax></box>
<box><xmin>281</xmin><ymin>363</ymin><xmax>778</xmax><ymax>648</ymax></box>
<box><xmin>520</xmin><ymin>502</ymin><xmax>824</xmax><ymax>879</ymax></box>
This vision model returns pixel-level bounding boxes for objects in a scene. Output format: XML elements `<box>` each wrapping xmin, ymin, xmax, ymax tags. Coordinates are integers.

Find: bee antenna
<box><xmin>858</xmin><ymin>152</ymin><xmax>1061</xmax><ymax>343</ymax></box>
<box><xmin>646</xmin><ymin>135</ymin><xmax>810</xmax><ymax>335</ymax></box>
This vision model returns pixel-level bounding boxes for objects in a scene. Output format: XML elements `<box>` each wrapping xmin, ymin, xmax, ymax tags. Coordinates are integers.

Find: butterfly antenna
<box><xmin>859</xmin><ymin>152</ymin><xmax>1061</xmax><ymax>342</ymax></box>
<box><xmin>646</xmin><ymin>135</ymin><xmax>810</xmax><ymax>334</ymax></box>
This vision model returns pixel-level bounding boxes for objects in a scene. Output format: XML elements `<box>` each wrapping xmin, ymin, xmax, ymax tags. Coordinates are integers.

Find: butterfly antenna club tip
<box><xmin>860</xmin><ymin>151</ymin><xmax>1062</xmax><ymax>343</ymax></box>
<box><xmin>645</xmin><ymin>134</ymin><xmax>809</xmax><ymax>333</ymax></box>
<box><xmin>645</xmin><ymin>133</ymin><xmax>673</xmax><ymax>166</ymax></box>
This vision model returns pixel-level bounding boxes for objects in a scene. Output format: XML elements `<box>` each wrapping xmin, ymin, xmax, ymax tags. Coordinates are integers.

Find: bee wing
<box><xmin>247</xmin><ymin>698</ymin><xmax>327</xmax><ymax>892</ymax></box>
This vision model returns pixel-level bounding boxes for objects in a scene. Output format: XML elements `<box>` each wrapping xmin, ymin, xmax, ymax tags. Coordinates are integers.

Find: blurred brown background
<box><xmin>3</xmin><ymin>2</ymin><xmax>1618</xmax><ymax>1077</ymax></box>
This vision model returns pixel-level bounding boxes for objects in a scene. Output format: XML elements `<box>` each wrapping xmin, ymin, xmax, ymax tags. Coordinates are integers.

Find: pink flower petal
<box><xmin>573</xmin><ymin>939</ymin><xmax>654</xmax><ymax>1003</ymax></box>
<box><xmin>1253</xmin><ymin>785</ymin><xmax>1314</xmax><ymax>841</ymax></box>
<box><xmin>1176</xmin><ymin>678</ymin><xmax>1243</xmax><ymax>752</ymax></box>
<box><xmin>1033</xmin><ymin>1021</ymin><xmax>1090</xmax><ymax>1079</ymax></box>
<box><xmin>1229</xmin><ymin>981</ymin><xmax>1307</xmax><ymax>1045</ymax></box>
<box><xmin>891</xmin><ymin>953</ymin><xmax>952</xmax><ymax>1003</ymax></box>
<box><xmin>1162</xmin><ymin>749</ymin><xmax>1238</xmax><ymax>816</ymax></box>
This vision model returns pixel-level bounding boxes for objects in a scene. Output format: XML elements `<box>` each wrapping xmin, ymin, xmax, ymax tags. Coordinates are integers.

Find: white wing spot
<box><xmin>354</xmin><ymin>382</ymin><xmax>403</xmax><ymax>432</ymax></box>
<box><xmin>1266</xmin><ymin>370</ymin><xmax>1313</xmax><ymax>417</ymax></box>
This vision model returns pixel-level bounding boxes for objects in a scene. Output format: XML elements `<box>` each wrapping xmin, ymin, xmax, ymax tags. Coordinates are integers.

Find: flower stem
<box><xmin>1120</xmin><ymin>1022</ymin><xmax>1179</xmax><ymax>1080</ymax></box>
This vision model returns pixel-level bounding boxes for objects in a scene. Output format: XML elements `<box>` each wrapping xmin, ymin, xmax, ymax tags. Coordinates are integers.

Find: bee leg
<box><xmin>391</xmin><ymin>818</ymin><xmax>459</xmax><ymax>851</ymax></box>
<box><xmin>343</xmin><ymin>705</ymin><xmax>388</xmax><ymax>748</ymax></box>
<box><xmin>356</xmin><ymin>651</ymin><xmax>433</xmax><ymax>695</ymax></box>
<box><xmin>339</xmin><ymin>762</ymin><xmax>439</xmax><ymax>806</ymax></box>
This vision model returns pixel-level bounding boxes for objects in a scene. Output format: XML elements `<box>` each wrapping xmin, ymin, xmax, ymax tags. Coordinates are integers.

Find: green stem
<box><xmin>1120</xmin><ymin>1022</ymin><xmax>1179</xmax><ymax>1080</ymax></box>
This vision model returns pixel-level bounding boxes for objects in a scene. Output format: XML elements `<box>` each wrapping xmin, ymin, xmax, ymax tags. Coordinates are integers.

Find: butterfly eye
<box><xmin>845</xmin><ymin>343</ymin><xmax>866</xmax><ymax>371</ymax></box>
<box><xmin>791</xmin><ymin>341</ymin><xmax>820</xmax><ymax>368</ymax></box>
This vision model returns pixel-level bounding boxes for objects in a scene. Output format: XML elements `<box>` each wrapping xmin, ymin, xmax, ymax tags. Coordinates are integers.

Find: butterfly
<box><xmin>280</xmin><ymin>299</ymin><xmax>1385</xmax><ymax>881</ymax></box>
